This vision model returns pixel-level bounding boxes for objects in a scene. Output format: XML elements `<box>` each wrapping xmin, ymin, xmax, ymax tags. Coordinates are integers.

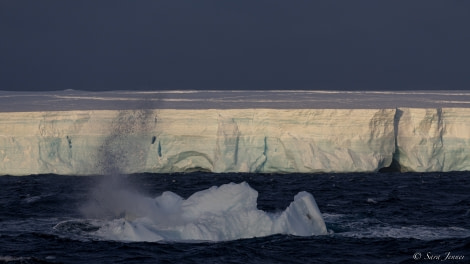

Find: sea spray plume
<box><xmin>81</xmin><ymin>107</ymin><xmax>157</xmax><ymax>220</ymax></box>
<box><xmin>97</xmin><ymin>109</ymin><xmax>156</xmax><ymax>175</ymax></box>
<box><xmin>80</xmin><ymin>176</ymin><xmax>148</xmax><ymax>220</ymax></box>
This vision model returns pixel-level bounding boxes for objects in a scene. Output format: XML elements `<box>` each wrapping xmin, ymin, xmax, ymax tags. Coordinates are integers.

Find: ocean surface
<box><xmin>1</xmin><ymin>172</ymin><xmax>469</xmax><ymax>264</ymax></box>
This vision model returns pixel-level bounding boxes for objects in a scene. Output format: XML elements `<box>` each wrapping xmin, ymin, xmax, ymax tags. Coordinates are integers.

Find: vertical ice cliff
<box><xmin>0</xmin><ymin>109</ymin><xmax>395</xmax><ymax>175</ymax></box>
<box><xmin>395</xmin><ymin>108</ymin><xmax>470</xmax><ymax>172</ymax></box>
<box><xmin>1</xmin><ymin>107</ymin><xmax>470</xmax><ymax>175</ymax></box>
<box><xmin>151</xmin><ymin>109</ymin><xmax>396</xmax><ymax>173</ymax></box>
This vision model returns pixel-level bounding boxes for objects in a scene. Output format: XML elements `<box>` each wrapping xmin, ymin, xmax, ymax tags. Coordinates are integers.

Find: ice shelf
<box><xmin>1</xmin><ymin>90</ymin><xmax>470</xmax><ymax>175</ymax></box>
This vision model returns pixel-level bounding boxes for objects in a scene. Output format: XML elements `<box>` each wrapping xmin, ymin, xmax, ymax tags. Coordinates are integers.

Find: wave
<box><xmin>323</xmin><ymin>214</ymin><xmax>470</xmax><ymax>241</ymax></box>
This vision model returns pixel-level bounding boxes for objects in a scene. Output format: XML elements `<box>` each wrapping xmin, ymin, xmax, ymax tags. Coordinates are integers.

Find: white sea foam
<box><xmin>0</xmin><ymin>256</ymin><xmax>33</xmax><ymax>262</ymax></box>
<box><xmin>340</xmin><ymin>225</ymin><xmax>470</xmax><ymax>241</ymax></box>
<box><xmin>324</xmin><ymin>214</ymin><xmax>470</xmax><ymax>241</ymax></box>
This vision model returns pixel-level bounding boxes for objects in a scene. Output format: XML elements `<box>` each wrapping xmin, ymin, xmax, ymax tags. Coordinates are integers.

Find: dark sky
<box><xmin>1</xmin><ymin>0</ymin><xmax>470</xmax><ymax>91</ymax></box>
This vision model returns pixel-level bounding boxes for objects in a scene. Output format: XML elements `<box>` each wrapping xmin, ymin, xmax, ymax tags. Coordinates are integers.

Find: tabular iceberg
<box><xmin>0</xmin><ymin>107</ymin><xmax>470</xmax><ymax>175</ymax></box>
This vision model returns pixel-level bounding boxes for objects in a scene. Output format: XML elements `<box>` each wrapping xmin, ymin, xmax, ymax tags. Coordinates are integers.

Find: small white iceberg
<box><xmin>86</xmin><ymin>182</ymin><xmax>327</xmax><ymax>242</ymax></box>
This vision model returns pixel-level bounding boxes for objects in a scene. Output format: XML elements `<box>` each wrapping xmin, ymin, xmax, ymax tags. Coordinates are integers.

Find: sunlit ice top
<box><xmin>1</xmin><ymin>90</ymin><xmax>470</xmax><ymax>112</ymax></box>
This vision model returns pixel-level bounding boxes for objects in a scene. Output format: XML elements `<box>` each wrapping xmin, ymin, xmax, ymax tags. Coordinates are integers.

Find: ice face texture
<box><xmin>84</xmin><ymin>182</ymin><xmax>327</xmax><ymax>242</ymax></box>
<box><xmin>0</xmin><ymin>109</ymin><xmax>394</xmax><ymax>175</ymax></box>
<box><xmin>395</xmin><ymin>108</ymin><xmax>470</xmax><ymax>172</ymax></box>
<box><xmin>0</xmin><ymin>107</ymin><xmax>469</xmax><ymax>175</ymax></box>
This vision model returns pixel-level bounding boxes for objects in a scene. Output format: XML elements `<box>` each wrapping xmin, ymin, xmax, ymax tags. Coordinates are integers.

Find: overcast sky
<box><xmin>1</xmin><ymin>0</ymin><xmax>469</xmax><ymax>91</ymax></box>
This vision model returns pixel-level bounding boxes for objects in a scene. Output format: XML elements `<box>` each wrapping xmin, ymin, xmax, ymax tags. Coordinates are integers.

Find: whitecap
<box><xmin>339</xmin><ymin>224</ymin><xmax>470</xmax><ymax>240</ymax></box>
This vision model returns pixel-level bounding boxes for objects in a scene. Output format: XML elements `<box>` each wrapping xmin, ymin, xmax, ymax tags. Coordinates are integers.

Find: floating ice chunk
<box><xmin>92</xmin><ymin>182</ymin><xmax>327</xmax><ymax>242</ymax></box>
<box><xmin>275</xmin><ymin>191</ymin><xmax>328</xmax><ymax>236</ymax></box>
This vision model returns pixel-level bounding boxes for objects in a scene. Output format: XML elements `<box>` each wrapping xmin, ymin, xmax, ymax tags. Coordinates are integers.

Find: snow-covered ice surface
<box><xmin>1</xmin><ymin>90</ymin><xmax>470</xmax><ymax>111</ymax></box>
<box><xmin>1</xmin><ymin>90</ymin><xmax>470</xmax><ymax>175</ymax></box>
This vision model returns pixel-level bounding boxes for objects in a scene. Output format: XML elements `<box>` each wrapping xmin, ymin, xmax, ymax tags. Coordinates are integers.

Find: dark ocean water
<box><xmin>1</xmin><ymin>172</ymin><xmax>469</xmax><ymax>264</ymax></box>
